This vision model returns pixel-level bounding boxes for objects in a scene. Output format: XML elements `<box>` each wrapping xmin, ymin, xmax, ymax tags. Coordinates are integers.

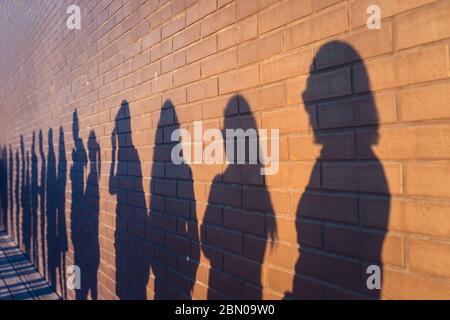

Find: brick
<box><xmin>173</xmin><ymin>62</ymin><xmax>201</xmax><ymax>86</ymax></box>
<box><xmin>201</xmin><ymin>3</ymin><xmax>236</xmax><ymax>37</ymax></box>
<box><xmin>288</xmin><ymin>68</ymin><xmax>352</xmax><ymax>103</ymax></box>
<box><xmin>292</xmin><ymin>191</ymin><xmax>358</xmax><ymax>224</ymax></box>
<box><xmin>285</xmin><ymin>4</ymin><xmax>348</xmax><ymax>49</ymax></box>
<box><xmin>172</xmin><ymin>0</ymin><xmax>197</xmax><ymax>15</ymax></box>
<box><xmin>141</xmin><ymin>61</ymin><xmax>161</xmax><ymax>82</ymax></box>
<box><xmin>397</xmin><ymin>1</ymin><xmax>450</xmax><ymax>49</ymax></box>
<box><xmin>258</xmin><ymin>0</ymin><xmax>312</xmax><ymax>34</ymax></box>
<box><xmin>236</xmin><ymin>0</ymin><xmax>278</xmax><ymax>19</ymax></box>
<box><xmin>295</xmin><ymin>250</ymin><xmax>361</xmax><ymax>290</ymax></box>
<box><xmin>186</xmin><ymin>0</ymin><xmax>217</xmax><ymax>25</ymax></box>
<box><xmin>223</xmin><ymin>253</ymin><xmax>263</xmax><ymax>284</ymax></box>
<box><xmin>322</xmin><ymin>162</ymin><xmax>403</xmax><ymax>195</ymax></box>
<box><xmin>318</xmin><ymin>91</ymin><xmax>397</xmax><ymax>129</ymax></box>
<box><xmin>201</xmin><ymin>48</ymin><xmax>237</xmax><ymax>77</ymax></box>
<box><xmin>268</xmin><ymin>267</ymin><xmax>323</xmax><ymax>298</ymax></box>
<box><xmin>313</xmin><ymin>0</ymin><xmax>341</xmax><ymax>11</ymax></box>
<box><xmin>150</xmin><ymin>38</ymin><xmax>172</xmax><ymax>62</ymax></box>
<box><xmin>353</xmin><ymin>45</ymin><xmax>449</xmax><ymax>93</ymax></box>
<box><xmin>218</xmin><ymin>16</ymin><xmax>258</xmax><ymax>51</ymax></box>
<box><xmin>186</xmin><ymin>35</ymin><xmax>217</xmax><ymax>63</ymax></box>
<box><xmin>239</xmin><ymin>83</ymin><xmax>286</xmax><ymax>113</ymax></box>
<box><xmin>223</xmin><ymin>208</ymin><xmax>265</xmax><ymax>236</ymax></box>
<box><xmin>350</xmin><ymin>0</ymin><xmax>436</xmax><ymax>28</ymax></box>
<box><xmin>238</xmin><ymin>31</ymin><xmax>282</xmax><ymax>66</ymax></box>
<box><xmin>261</xmin><ymin>48</ymin><xmax>312</xmax><ymax>84</ymax></box>
<box><xmin>173</xmin><ymin>23</ymin><xmax>201</xmax><ymax>50</ymax></box>
<box><xmin>324</xmin><ymin>226</ymin><xmax>404</xmax><ymax>266</ymax></box>
<box><xmin>289</xmin><ymin>132</ymin><xmax>356</xmax><ymax>160</ymax></box>
<box><xmin>219</xmin><ymin>65</ymin><xmax>259</xmax><ymax>94</ymax></box>
<box><xmin>315</xmin><ymin>23</ymin><xmax>393</xmax><ymax>70</ymax></box>
<box><xmin>205</xmin><ymin>225</ymin><xmax>243</xmax><ymax>254</ymax></box>
<box><xmin>161</xmin><ymin>51</ymin><xmax>186</xmax><ymax>73</ymax></box>
<box><xmin>142</xmin><ymin>27</ymin><xmax>161</xmax><ymax>50</ymax></box>
<box><xmin>244</xmin><ymin>235</ymin><xmax>293</xmax><ymax>269</ymax></box>
<box><xmin>161</xmin><ymin>14</ymin><xmax>186</xmax><ymax>39</ymax></box>
<box><xmin>358</xmin><ymin>125</ymin><xmax>450</xmax><ymax>160</ymax></box>
<box><xmin>382</xmin><ymin>269</ymin><xmax>450</xmax><ymax>299</ymax></box>
<box><xmin>406</xmin><ymin>162</ymin><xmax>450</xmax><ymax>198</ymax></box>
<box><xmin>361</xmin><ymin>198</ymin><xmax>450</xmax><ymax>239</ymax></box>
<box><xmin>187</xmin><ymin>77</ymin><xmax>218</xmax><ymax>102</ymax></box>
<box><xmin>262</xmin><ymin>105</ymin><xmax>315</xmax><ymax>134</ymax></box>
<box><xmin>244</xmin><ymin>187</ymin><xmax>290</xmax><ymax>214</ymax></box>
<box><xmin>149</xmin><ymin>2</ymin><xmax>172</xmax><ymax>28</ymax></box>
<box><xmin>409</xmin><ymin>239</ymin><xmax>450</xmax><ymax>278</ymax></box>
<box><xmin>202</xmin><ymin>94</ymin><xmax>238</xmax><ymax>119</ymax></box>
<box><xmin>400</xmin><ymin>82</ymin><xmax>450</xmax><ymax>122</ymax></box>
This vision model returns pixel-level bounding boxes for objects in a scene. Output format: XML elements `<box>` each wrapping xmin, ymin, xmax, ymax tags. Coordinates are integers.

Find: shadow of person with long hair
<box><xmin>150</xmin><ymin>99</ymin><xmax>199</xmax><ymax>299</ymax></box>
<box><xmin>78</xmin><ymin>129</ymin><xmax>101</xmax><ymax>300</ymax></box>
<box><xmin>38</xmin><ymin>130</ymin><xmax>47</xmax><ymax>277</ymax></box>
<box><xmin>31</xmin><ymin>132</ymin><xmax>39</xmax><ymax>265</ymax></box>
<box><xmin>201</xmin><ymin>95</ymin><xmax>278</xmax><ymax>299</ymax></box>
<box><xmin>57</xmin><ymin>127</ymin><xmax>68</xmax><ymax>298</ymax></box>
<box><xmin>109</xmin><ymin>100</ymin><xmax>149</xmax><ymax>300</ymax></box>
<box><xmin>46</xmin><ymin>128</ymin><xmax>58</xmax><ymax>289</ymax></box>
<box><xmin>289</xmin><ymin>41</ymin><xmax>389</xmax><ymax>300</ymax></box>
<box><xmin>70</xmin><ymin>110</ymin><xmax>88</xmax><ymax>299</ymax></box>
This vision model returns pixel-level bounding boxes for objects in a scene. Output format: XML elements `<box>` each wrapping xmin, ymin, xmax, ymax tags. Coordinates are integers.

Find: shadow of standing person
<box><xmin>9</xmin><ymin>145</ymin><xmax>13</xmax><ymax>239</ymax></box>
<box><xmin>57</xmin><ymin>127</ymin><xmax>68</xmax><ymax>298</ymax></box>
<box><xmin>150</xmin><ymin>99</ymin><xmax>199</xmax><ymax>299</ymax></box>
<box><xmin>109</xmin><ymin>100</ymin><xmax>149</xmax><ymax>300</ymax></box>
<box><xmin>31</xmin><ymin>132</ymin><xmax>39</xmax><ymax>265</ymax></box>
<box><xmin>289</xmin><ymin>41</ymin><xmax>389</xmax><ymax>300</ymax></box>
<box><xmin>46</xmin><ymin>128</ymin><xmax>58</xmax><ymax>289</ymax></box>
<box><xmin>201</xmin><ymin>95</ymin><xmax>277</xmax><ymax>299</ymax></box>
<box><xmin>15</xmin><ymin>148</ymin><xmax>20</xmax><ymax>245</ymax></box>
<box><xmin>70</xmin><ymin>111</ymin><xmax>88</xmax><ymax>299</ymax></box>
<box><xmin>1</xmin><ymin>146</ymin><xmax>8</xmax><ymax>233</ymax></box>
<box><xmin>21</xmin><ymin>135</ymin><xmax>32</xmax><ymax>256</ymax></box>
<box><xmin>81</xmin><ymin>130</ymin><xmax>101</xmax><ymax>299</ymax></box>
<box><xmin>38</xmin><ymin>130</ymin><xmax>47</xmax><ymax>277</ymax></box>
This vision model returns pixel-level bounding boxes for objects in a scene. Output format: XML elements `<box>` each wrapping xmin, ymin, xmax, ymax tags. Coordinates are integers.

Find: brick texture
<box><xmin>0</xmin><ymin>0</ymin><xmax>450</xmax><ymax>300</ymax></box>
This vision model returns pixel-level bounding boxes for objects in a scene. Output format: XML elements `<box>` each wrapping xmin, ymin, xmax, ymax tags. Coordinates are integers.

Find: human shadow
<box><xmin>21</xmin><ymin>136</ymin><xmax>32</xmax><ymax>257</ymax></box>
<box><xmin>31</xmin><ymin>132</ymin><xmax>39</xmax><ymax>265</ymax></box>
<box><xmin>289</xmin><ymin>41</ymin><xmax>390</xmax><ymax>300</ymax></box>
<box><xmin>109</xmin><ymin>100</ymin><xmax>149</xmax><ymax>299</ymax></box>
<box><xmin>1</xmin><ymin>145</ymin><xmax>8</xmax><ymax>232</ymax></box>
<box><xmin>15</xmin><ymin>148</ymin><xmax>20</xmax><ymax>246</ymax></box>
<box><xmin>201</xmin><ymin>95</ymin><xmax>277</xmax><ymax>299</ymax></box>
<box><xmin>82</xmin><ymin>130</ymin><xmax>101</xmax><ymax>299</ymax></box>
<box><xmin>9</xmin><ymin>145</ymin><xmax>13</xmax><ymax>239</ymax></box>
<box><xmin>46</xmin><ymin>128</ymin><xmax>58</xmax><ymax>289</ymax></box>
<box><xmin>57</xmin><ymin>127</ymin><xmax>68</xmax><ymax>298</ymax></box>
<box><xmin>150</xmin><ymin>99</ymin><xmax>199</xmax><ymax>299</ymax></box>
<box><xmin>70</xmin><ymin>110</ymin><xmax>88</xmax><ymax>299</ymax></box>
<box><xmin>38</xmin><ymin>130</ymin><xmax>46</xmax><ymax>277</ymax></box>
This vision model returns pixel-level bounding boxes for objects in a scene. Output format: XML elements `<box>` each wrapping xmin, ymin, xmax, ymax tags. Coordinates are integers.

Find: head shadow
<box><xmin>291</xmin><ymin>41</ymin><xmax>389</xmax><ymax>300</ymax></box>
<box><xmin>149</xmin><ymin>99</ymin><xmax>199</xmax><ymax>300</ymax></box>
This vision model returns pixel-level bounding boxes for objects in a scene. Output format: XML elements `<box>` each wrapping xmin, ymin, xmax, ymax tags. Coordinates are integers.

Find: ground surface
<box><xmin>0</xmin><ymin>230</ymin><xmax>59</xmax><ymax>300</ymax></box>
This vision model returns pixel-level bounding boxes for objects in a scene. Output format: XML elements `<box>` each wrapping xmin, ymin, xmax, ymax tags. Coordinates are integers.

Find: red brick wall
<box><xmin>0</xmin><ymin>0</ymin><xmax>450</xmax><ymax>300</ymax></box>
